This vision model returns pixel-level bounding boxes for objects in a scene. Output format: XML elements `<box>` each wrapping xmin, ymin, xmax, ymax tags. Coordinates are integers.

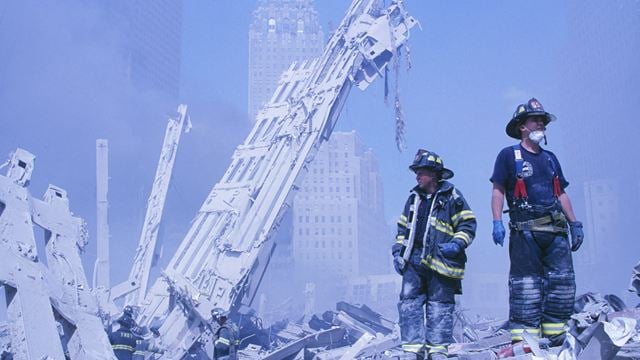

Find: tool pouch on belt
<box><xmin>509</xmin><ymin>209</ymin><xmax>568</xmax><ymax>234</ymax></box>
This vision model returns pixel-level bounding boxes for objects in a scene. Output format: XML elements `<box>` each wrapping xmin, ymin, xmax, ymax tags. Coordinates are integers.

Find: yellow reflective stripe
<box><xmin>430</xmin><ymin>218</ymin><xmax>454</xmax><ymax>236</ymax></box>
<box><xmin>451</xmin><ymin>210</ymin><xmax>475</xmax><ymax>226</ymax></box>
<box><xmin>216</xmin><ymin>337</ymin><xmax>231</xmax><ymax>346</ymax></box>
<box><xmin>422</xmin><ymin>256</ymin><xmax>464</xmax><ymax>279</ymax></box>
<box><xmin>133</xmin><ymin>351</ymin><xmax>145</xmax><ymax>355</ymax></box>
<box><xmin>453</xmin><ymin>231</ymin><xmax>471</xmax><ymax>246</ymax></box>
<box><xmin>398</xmin><ymin>213</ymin><xmax>408</xmax><ymax>228</ymax></box>
<box><xmin>112</xmin><ymin>344</ymin><xmax>135</xmax><ymax>352</ymax></box>
<box><xmin>510</xmin><ymin>328</ymin><xmax>540</xmax><ymax>341</ymax></box>
<box><xmin>401</xmin><ymin>343</ymin><xmax>424</xmax><ymax>353</ymax></box>
<box><xmin>427</xmin><ymin>344</ymin><xmax>447</xmax><ymax>354</ymax></box>
<box><xmin>542</xmin><ymin>322</ymin><xmax>566</xmax><ymax>335</ymax></box>
<box><xmin>396</xmin><ymin>234</ymin><xmax>405</xmax><ymax>244</ymax></box>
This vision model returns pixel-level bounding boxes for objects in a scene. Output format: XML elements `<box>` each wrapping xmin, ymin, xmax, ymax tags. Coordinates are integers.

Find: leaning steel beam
<box><xmin>94</xmin><ymin>139</ymin><xmax>110</xmax><ymax>289</ymax></box>
<box><xmin>116</xmin><ymin>104</ymin><xmax>190</xmax><ymax>306</ymax></box>
<box><xmin>0</xmin><ymin>149</ymin><xmax>115</xmax><ymax>359</ymax></box>
<box><xmin>138</xmin><ymin>1</ymin><xmax>417</xmax><ymax>358</ymax></box>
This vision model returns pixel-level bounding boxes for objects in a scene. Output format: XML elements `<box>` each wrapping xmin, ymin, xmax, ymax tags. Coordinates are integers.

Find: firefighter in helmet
<box><xmin>210</xmin><ymin>308</ymin><xmax>239</xmax><ymax>360</ymax></box>
<box><xmin>109</xmin><ymin>306</ymin><xmax>142</xmax><ymax>360</ymax></box>
<box><xmin>490</xmin><ymin>98</ymin><xmax>584</xmax><ymax>345</ymax></box>
<box><xmin>392</xmin><ymin>149</ymin><xmax>477</xmax><ymax>360</ymax></box>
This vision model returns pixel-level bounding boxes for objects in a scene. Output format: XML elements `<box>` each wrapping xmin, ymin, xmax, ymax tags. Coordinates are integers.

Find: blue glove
<box><xmin>393</xmin><ymin>256</ymin><xmax>406</xmax><ymax>275</ymax></box>
<box><xmin>569</xmin><ymin>221</ymin><xmax>584</xmax><ymax>251</ymax></box>
<box><xmin>492</xmin><ymin>220</ymin><xmax>505</xmax><ymax>246</ymax></box>
<box><xmin>439</xmin><ymin>242</ymin><xmax>462</xmax><ymax>258</ymax></box>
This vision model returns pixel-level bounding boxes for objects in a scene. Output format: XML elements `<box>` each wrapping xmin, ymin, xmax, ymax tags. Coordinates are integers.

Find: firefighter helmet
<box><xmin>211</xmin><ymin>308</ymin><xmax>229</xmax><ymax>320</ymax></box>
<box><xmin>117</xmin><ymin>313</ymin><xmax>136</xmax><ymax>329</ymax></box>
<box><xmin>409</xmin><ymin>149</ymin><xmax>454</xmax><ymax>180</ymax></box>
<box><xmin>506</xmin><ymin>97</ymin><xmax>556</xmax><ymax>139</ymax></box>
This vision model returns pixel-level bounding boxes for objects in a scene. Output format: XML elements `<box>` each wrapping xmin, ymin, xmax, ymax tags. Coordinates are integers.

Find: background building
<box><xmin>109</xmin><ymin>0</ymin><xmax>183</xmax><ymax>100</ymax></box>
<box><xmin>291</xmin><ymin>131</ymin><xmax>391</xmax><ymax>312</ymax></box>
<box><xmin>248</xmin><ymin>0</ymin><xmax>324</xmax><ymax>121</ymax></box>
<box><xmin>555</xmin><ymin>0</ymin><xmax>640</xmax><ymax>297</ymax></box>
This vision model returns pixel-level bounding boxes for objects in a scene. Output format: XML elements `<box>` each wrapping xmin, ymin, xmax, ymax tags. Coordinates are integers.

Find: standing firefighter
<box><xmin>211</xmin><ymin>308</ymin><xmax>239</xmax><ymax>360</ymax></box>
<box><xmin>109</xmin><ymin>306</ymin><xmax>143</xmax><ymax>360</ymax></box>
<box><xmin>490</xmin><ymin>98</ymin><xmax>584</xmax><ymax>345</ymax></box>
<box><xmin>393</xmin><ymin>149</ymin><xmax>477</xmax><ymax>360</ymax></box>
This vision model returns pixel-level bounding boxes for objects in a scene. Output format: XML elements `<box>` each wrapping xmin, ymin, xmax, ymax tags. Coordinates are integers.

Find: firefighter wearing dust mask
<box><xmin>490</xmin><ymin>97</ymin><xmax>584</xmax><ymax>346</ymax></box>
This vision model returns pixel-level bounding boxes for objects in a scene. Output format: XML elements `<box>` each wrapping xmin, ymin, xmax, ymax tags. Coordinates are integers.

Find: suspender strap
<box><xmin>545</xmin><ymin>152</ymin><xmax>562</xmax><ymax>198</ymax></box>
<box><xmin>513</xmin><ymin>145</ymin><xmax>528</xmax><ymax>200</ymax></box>
<box><xmin>513</xmin><ymin>145</ymin><xmax>562</xmax><ymax>200</ymax></box>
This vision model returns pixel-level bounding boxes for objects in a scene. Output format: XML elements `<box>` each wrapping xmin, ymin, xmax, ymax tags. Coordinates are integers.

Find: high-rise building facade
<box><xmin>292</xmin><ymin>132</ymin><xmax>390</xmax><ymax>280</ymax></box>
<box><xmin>110</xmin><ymin>1</ymin><xmax>183</xmax><ymax>99</ymax></box>
<box><xmin>248</xmin><ymin>0</ymin><xmax>324</xmax><ymax>120</ymax></box>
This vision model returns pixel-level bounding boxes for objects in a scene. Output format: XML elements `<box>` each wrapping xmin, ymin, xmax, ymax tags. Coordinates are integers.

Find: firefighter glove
<box><xmin>393</xmin><ymin>256</ymin><xmax>406</xmax><ymax>275</ymax></box>
<box><xmin>569</xmin><ymin>221</ymin><xmax>584</xmax><ymax>251</ymax></box>
<box><xmin>439</xmin><ymin>242</ymin><xmax>462</xmax><ymax>258</ymax></box>
<box><xmin>492</xmin><ymin>220</ymin><xmax>505</xmax><ymax>246</ymax></box>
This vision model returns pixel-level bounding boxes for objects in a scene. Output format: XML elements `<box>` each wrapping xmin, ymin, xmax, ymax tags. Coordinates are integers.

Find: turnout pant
<box><xmin>508</xmin><ymin>230</ymin><xmax>575</xmax><ymax>344</ymax></box>
<box><xmin>398</xmin><ymin>252</ymin><xmax>458</xmax><ymax>357</ymax></box>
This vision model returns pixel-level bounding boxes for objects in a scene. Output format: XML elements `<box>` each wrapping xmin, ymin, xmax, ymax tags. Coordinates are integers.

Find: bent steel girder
<box><xmin>138</xmin><ymin>1</ymin><xmax>417</xmax><ymax>358</ymax></box>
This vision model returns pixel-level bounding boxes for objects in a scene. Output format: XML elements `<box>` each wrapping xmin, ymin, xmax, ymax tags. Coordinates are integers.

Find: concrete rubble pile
<box><xmin>237</xmin><ymin>289</ymin><xmax>640</xmax><ymax>360</ymax></box>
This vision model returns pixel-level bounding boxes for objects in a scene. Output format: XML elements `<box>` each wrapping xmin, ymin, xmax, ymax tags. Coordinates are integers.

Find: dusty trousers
<box><xmin>398</xmin><ymin>251</ymin><xmax>457</xmax><ymax>356</ymax></box>
<box><xmin>508</xmin><ymin>229</ymin><xmax>575</xmax><ymax>343</ymax></box>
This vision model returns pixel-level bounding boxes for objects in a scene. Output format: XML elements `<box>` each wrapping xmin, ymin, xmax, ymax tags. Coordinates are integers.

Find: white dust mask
<box><xmin>529</xmin><ymin>130</ymin><xmax>545</xmax><ymax>144</ymax></box>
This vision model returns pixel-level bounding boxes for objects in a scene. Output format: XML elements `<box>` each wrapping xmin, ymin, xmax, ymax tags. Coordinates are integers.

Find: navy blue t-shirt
<box><xmin>490</xmin><ymin>145</ymin><xmax>569</xmax><ymax>208</ymax></box>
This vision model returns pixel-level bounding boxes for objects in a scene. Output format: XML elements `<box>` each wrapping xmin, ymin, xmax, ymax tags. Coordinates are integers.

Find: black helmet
<box><xmin>117</xmin><ymin>314</ymin><xmax>136</xmax><ymax>329</ymax></box>
<box><xmin>211</xmin><ymin>307</ymin><xmax>229</xmax><ymax>320</ymax></box>
<box><xmin>409</xmin><ymin>149</ymin><xmax>454</xmax><ymax>180</ymax></box>
<box><xmin>506</xmin><ymin>97</ymin><xmax>556</xmax><ymax>139</ymax></box>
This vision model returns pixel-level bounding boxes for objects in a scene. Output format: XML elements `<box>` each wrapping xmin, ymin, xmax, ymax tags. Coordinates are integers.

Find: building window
<box><xmin>297</xmin><ymin>19</ymin><xmax>304</xmax><ymax>33</ymax></box>
<box><xmin>268</xmin><ymin>18</ymin><xmax>276</xmax><ymax>33</ymax></box>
